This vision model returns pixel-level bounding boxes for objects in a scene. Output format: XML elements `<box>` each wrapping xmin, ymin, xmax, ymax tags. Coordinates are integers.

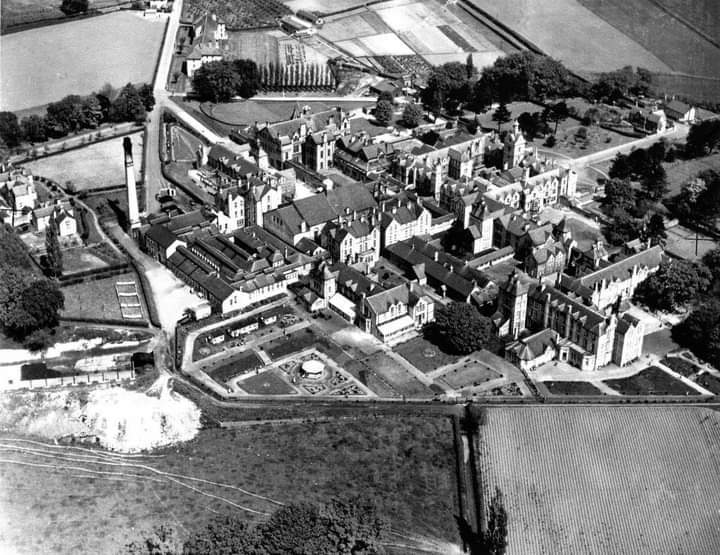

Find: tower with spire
<box><xmin>503</xmin><ymin>120</ymin><xmax>526</xmax><ymax>170</ymax></box>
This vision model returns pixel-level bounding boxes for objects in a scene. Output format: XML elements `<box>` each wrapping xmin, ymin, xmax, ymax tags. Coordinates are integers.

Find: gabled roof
<box><xmin>528</xmin><ymin>284</ymin><xmax>606</xmax><ymax>331</ymax></box>
<box><xmin>664</xmin><ymin>100</ymin><xmax>692</xmax><ymax>114</ymax></box>
<box><xmin>145</xmin><ymin>224</ymin><xmax>179</xmax><ymax>249</ymax></box>
<box><xmin>294</xmin><ymin>194</ymin><xmax>337</xmax><ymax>227</ymax></box>
<box><xmin>187</xmin><ymin>43</ymin><xmax>223</xmax><ymax>60</ymax></box>
<box><xmin>508</xmin><ymin>329</ymin><xmax>557</xmax><ymax>361</ymax></box>
<box><xmin>326</xmin><ymin>184</ymin><xmax>377</xmax><ymax>215</ymax></box>
<box><xmin>575</xmin><ymin>246</ymin><xmax>663</xmax><ymax>290</ymax></box>
<box><xmin>365</xmin><ymin>284</ymin><xmax>409</xmax><ymax>315</ymax></box>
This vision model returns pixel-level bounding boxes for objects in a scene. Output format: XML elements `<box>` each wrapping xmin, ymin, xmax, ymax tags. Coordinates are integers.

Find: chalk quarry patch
<box><xmin>0</xmin><ymin>376</ymin><xmax>201</xmax><ymax>453</ymax></box>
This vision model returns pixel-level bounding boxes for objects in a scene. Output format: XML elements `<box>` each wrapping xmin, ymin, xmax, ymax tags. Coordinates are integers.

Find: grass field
<box><xmin>394</xmin><ymin>337</ymin><xmax>461</xmax><ymax>373</ymax></box>
<box><xmin>237</xmin><ymin>368</ymin><xmax>297</xmax><ymax>395</ymax></box>
<box><xmin>260</xmin><ymin>328</ymin><xmax>318</xmax><ymax>360</ymax></box>
<box><xmin>467</xmin><ymin>0</ymin><xmax>670</xmax><ymax>74</ymax></box>
<box><xmin>0</xmin><ymin>12</ymin><xmax>165</xmax><ymax>111</ymax></box>
<box><xmin>604</xmin><ymin>366</ymin><xmax>700</xmax><ymax>395</ymax></box>
<box><xmin>696</xmin><ymin>372</ymin><xmax>720</xmax><ymax>394</ymax></box>
<box><xmin>0</xmin><ymin>417</ymin><xmax>458</xmax><ymax>553</ymax></box>
<box><xmin>60</xmin><ymin>272</ymin><xmax>146</xmax><ymax>322</ymax></box>
<box><xmin>661</xmin><ymin>355</ymin><xmax>701</xmax><ymax>377</ymax></box>
<box><xmin>360</xmin><ymin>352</ymin><xmax>434</xmax><ymax>397</ymax></box>
<box><xmin>436</xmin><ymin>361</ymin><xmax>500</xmax><ymax>390</ymax></box>
<box><xmin>61</xmin><ymin>247</ymin><xmax>110</xmax><ymax>274</ymax></box>
<box><xmin>0</xmin><ymin>0</ymin><xmax>129</xmax><ymax>32</ymax></box>
<box><xmin>664</xmin><ymin>153</ymin><xmax>720</xmax><ymax>196</ymax></box>
<box><xmin>24</xmin><ymin>133</ymin><xmax>143</xmax><ymax>191</ymax></box>
<box><xmin>481</xmin><ymin>406</ymin><xmax>720</xmax><ymax>554</ymax></box>
<box><xmin>542</xmin><ymin>381</ymin><xmax>604</xmax><ymax>395</ymax></box>
<box><xmin>207</xmin><ymin>351</ymin><xmax>264</xmax><ymax>384</ymax></box>
<box><xmin>578</xmin><ymin>0</ymin><xmax>720</xmax><ymax>78</ymax></box>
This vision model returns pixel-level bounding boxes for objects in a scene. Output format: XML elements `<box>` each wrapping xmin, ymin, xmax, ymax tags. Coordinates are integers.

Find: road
<box><xmin>143</xmin><ymin>0</ymin><xmax>203</xmax><ymax>215</ymax></box>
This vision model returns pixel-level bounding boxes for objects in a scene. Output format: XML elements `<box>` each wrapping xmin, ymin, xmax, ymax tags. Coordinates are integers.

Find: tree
<box><xmin>374</xmin><ymin>100</ymin><xmax>393</xmax><ymax>126</ymax></box>
<box><xmin>231</xmin><ymin>59</ymin><xmax>261</xmax><ymax>98</ymax></box>
<box><xmin>45</xmin><ymin>95</ymin><xmax>102</xmax><ymax>136</ymax></box>
<box><xmin>686</xmin><ymin>119</ymin><xmax>720</xmax><ymax>158</ymax></box>
<box><xmin>138</xmin><ymin>83</ymin><xmax>156</xmax><ymax>112</ymax></box>
<box><xmin>20</xmin><ymin>279</ymin><xmax>65</xmax><ymax>330</ymax></box>
<box><xmin>20</xmin><ymin>114</ymin><xmax>47</xmax><ymax>143</ymax></box>
<box><xmin>109</xmin><ymin>84</ymin><xmax>147</xmax><ymax>123</ymax></box>
<box><xmin>603</xmin><ymin>209</ymin><xmax>643</xmax><ymax>246</ymax></box>
<box><xmin>60</xmin><ymin>0</ymin><xmax>88</xmax><ymax>15</ymax></box>
<box><xmin>702</xmin><ymin>246</ymin><xmax>720</xmax><ymax>282</ymax></box>
<box><xmin>516</xmin><ymin>111</ymin><xmax>547</xmax><ymax>139</ymax></box>
<box><xmin>643</xmin><ymin>213</ymin><xmax>666</xmax><ymax>246</ymax></box>
<box><xmin>421</xmin><ymin>62</ymin><xmax>470</xmax><ymax>113</ymax></box>
<box><xmin>377</xmin><ymin>90</ymin><xmax>394</xmax><ymax>104</ymax></box>
<box><xmin>192</xmin><ymin>61</ymin><xmax>241</xmax><ymax>103</ymax></box>
<box><xmin>466</xmin><ymin>53</ymin><xmax>476</xmax><ymax>80</ymax></box>
<box><xmin>601</xmin><ymin>178</ymin><xmax>635</xmax><ymax>214</ymax></box>
<box><xmin>542</xmin><ymin>101</ymin><xmax>569</xmax><ymax>134</ymax></box>
<box><xmin>425</xmin><ymin>302</ymin><xmax>493</xmax><ymax>355</ymax></box>
<box><xmin>672</xmin><ymin>300</ymin><xmax>720</xmax><ymax>368</ymax></box>
<box><xmin>0</xmin><ymin>268</ymin><xmax>64</xmax><ymax>339</ymax></box>
<box><xmin>126</xmin><ymin>524</ymin><xmax>184</xmax><ymax>555</ymax></box>
<box><xmin>483</xmin><ymin>488</ymin><xmax>508</xmax><ymax>555</ymax></box>
<box><xmin>591</xmin><ymin>66</ymin><xmax>638</xmax><ymax>102</ymax></box>
<box><xmin>257</xmin><ymin>503</ymin><xmax>338</xmax><ymax>554</ymax></box>
<box><xmin>634</xmin><ymin>260</ymin><xmax>711</xmax><ymax>312</ymax></box>
<box><xmin>44</xmin><ymin>212</ymin><xmax>63</xmax><ymax>277</ymax></box>
<box><xmin>608</xmin><ymin>153</ymin><xmax>632</xmax><ymax>180</ymax></box>
<box><xmin>640</xmin><ymin>164</ymin><xmax>668</xmax><ymax>202</ymax></box>
<box><xmin>0</xmin><ymin>112</ymin><xmax>22</xmax><ymax>147</ymax></box>
<box><xmin>476</xmin><ymin>51</ymin><xmax>570</xmax><ymax>104</ymax></box>
<box><xmin>182</xmin><ymin>516</ymin><xmax>260</xmax><ymax>555</ymax></box>
<box><xmin>401</xmin><ymin>103</ymin><xmax>423</xmax><ymax>128</ymax></box>
<box><xmin>492</xmin><ymin>104</ymin><xmax>511</xmax><ymax>132</ymax></box>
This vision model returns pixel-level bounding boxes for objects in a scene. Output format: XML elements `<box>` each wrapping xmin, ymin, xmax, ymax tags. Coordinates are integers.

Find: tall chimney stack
<box><xmin>123</xmin><ymin>138</ymin><xmax>140</xmax><ymax>231</ymax></box>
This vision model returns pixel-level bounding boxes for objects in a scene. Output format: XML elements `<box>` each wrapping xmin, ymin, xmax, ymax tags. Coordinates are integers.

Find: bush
<box><xmin>23</xmin><ymin>328</ymin><xmax>54</xmax><ymax>352</ymax></box>
<box><xmin>545</xmin><ymin>135</ymin><xmax>556</xmax><ymax>147</ymax></box>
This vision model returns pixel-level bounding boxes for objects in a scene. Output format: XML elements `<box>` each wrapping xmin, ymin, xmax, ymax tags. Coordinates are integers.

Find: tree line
<box><xmin>0</xmin><ymin>82</ymin><xmax>155</xmax><ymax>151</ymax></box>
<box><xmin>0</xmin><ymin>224</ymin><xmax>64</xmax><ymax>350</ymax></box>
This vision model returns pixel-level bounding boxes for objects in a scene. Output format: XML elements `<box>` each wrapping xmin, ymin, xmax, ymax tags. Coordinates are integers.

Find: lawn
<box><xmin>0</xmin><ymin>417</ymin><xmax>458</xmax><ymax>553</ymax></box>
<box><xmin>0</xmin><ymin>12</ymin><xmax>166</xmax><ymax>111</ymax></box>
<box><xmin>260</xmin><ymin>328</ymin><xmax>318</xmax><ymax>360</ymax></box>
<box><xmin>24</xmin><ymin>133</ymin><xmax>144</xmax><ymax>191</ymax></box>
<box><xmin>661</xmin><ymin>356</ymin><xmax>701</xmax><ymax>377</ymax></box>
<box><xmin>696</xmin><ymin>373</ymin><xmax>720</xmax><ymax>395</ymax></box>
<box><xmin>436</xmin><ymin>360</ymin><xmax>500</xmax><ymax>390</ymax></box>
<box><xmin>237</xmin><ymin>368</ymin><xmax>297</xmax><ymax>395</ymax></box>
<box><xmin>483</xmin><ymin>406</ymin><xmax>720</xmax><ymax>554</ymax></box>
<box><xmin>663</xmin><ymin>225</ymin><xmax>718</xmax><ymax>262</ymax></box>
<box><xmin>360</xmin><ymin>352</ymin><xmax>434</xmax><ymax>397</ymax></box>
<box><xmin>60</xmin><ymin>272</ymin><xmax>147</xmax><ymax>323</ymax></box>
<box><xmin>394</xmin><ymin>336</ymin><xmax>461</xmax><ymax>373</ymax></box>
<box><xmin>542</xmin><ymin>381</ymin><xmax>604</xmax><ymax>395</ymax></box>
<box><xmin>207</xmin><ymin>351</ymin><xmax>265</xmax><ymax>384</ymax></box>
<box><xmin>61</xmin><ymin>247</ymin><xmax>110</xmax><ymax>275</ymax></box>
<box><xmin>664</xmin><ymin>153</ymin><xmax>720</xmax><ymax>196</ymax></box>
<box><xmin>603</xmin><ymin>366</ymin><xmax>700</xmax><ymax>395</ymax></box>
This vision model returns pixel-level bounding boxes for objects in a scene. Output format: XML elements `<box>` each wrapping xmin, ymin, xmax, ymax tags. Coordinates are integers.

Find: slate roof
<box><xmin>664</xmin><ymin>100</ymin><xmax>692</xmax><ymax>114</ymax></box>
<box><xmin>294</xmin><ymin>194</ymin><xmax>337</xmax><ymax>227</ymax></box>
<box><xmin>326</xmin><ymin>184</ymin><xmax>377</xmax><ymax>215</ymax></box>
<box><xmin>365</xmin><ymin>284</ymin><xmax>409</xmax><ymax>315</ymax></box>
<box><xmin>508</xmin><ymin>329</ymin><xmax>557</xmax><ymax>361</ymax></box>
<box><xmin>575</xmin><ymin>246</ymin><xmax>663</xmax><ymax>289</ymax></box>
<box><xmin>145</xmin><ymin>224</ymin><xmax>179</xmax><ymax>249</ymax></box>
<box><xmin>528</xmin><ymin>284</ymin><xmax>606</xmax><ymax>331</ymax></box>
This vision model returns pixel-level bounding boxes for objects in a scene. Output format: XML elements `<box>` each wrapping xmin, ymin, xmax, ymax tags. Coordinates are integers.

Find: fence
<box><xmin>60</xmin><ymin>262</ymin><xmax>131</xmax><ymax>285</ymax></box>
<box><xmin>2</xmin><ymin>369</ymin><xmax>135</xmax><ymax>391</ymax></box>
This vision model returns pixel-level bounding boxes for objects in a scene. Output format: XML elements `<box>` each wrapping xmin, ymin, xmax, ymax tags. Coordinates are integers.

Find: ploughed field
<box><xmin>480</xmin><ymin>406</ymin><xmax>720</xmax><ymax>555</ymax></box>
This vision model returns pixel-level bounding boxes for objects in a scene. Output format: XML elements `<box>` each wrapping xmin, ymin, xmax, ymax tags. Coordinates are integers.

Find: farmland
<box><xmin>183</xmin><ymin>0</ymin><xmax>290</xmax><ymax>30</ymax></box>
<box><xmin>0</xmin><ymin>12</ymin><xmax>165</xmax><ymax>111</ymax></box>
<box><xmin>480</xmin><ymin>406</ymin><xmax>720</xmax><ymax>554</ymax></box>
<box><xmin>578</xmin><ymin>0</ymin><xmax>720</xmax><ymax>79</ymax></box>
<box><xmin>466</xmin><ymin>0</ymin><xmax>670</xmax><ymax>74</ymax></box>
<box><xmin>25</xmin><ymin>133</ymin><xmax>144</xmax><ymax>191</ymax></box>
<box><xmin>0</xmin><ymin>417</ymin><xmax>458</xmax><ymax>553</ymax></box>
<box><xmin>318</xmin><ymin>0</ymin><xmax>505</xmax><ymax>69</ymax></box>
